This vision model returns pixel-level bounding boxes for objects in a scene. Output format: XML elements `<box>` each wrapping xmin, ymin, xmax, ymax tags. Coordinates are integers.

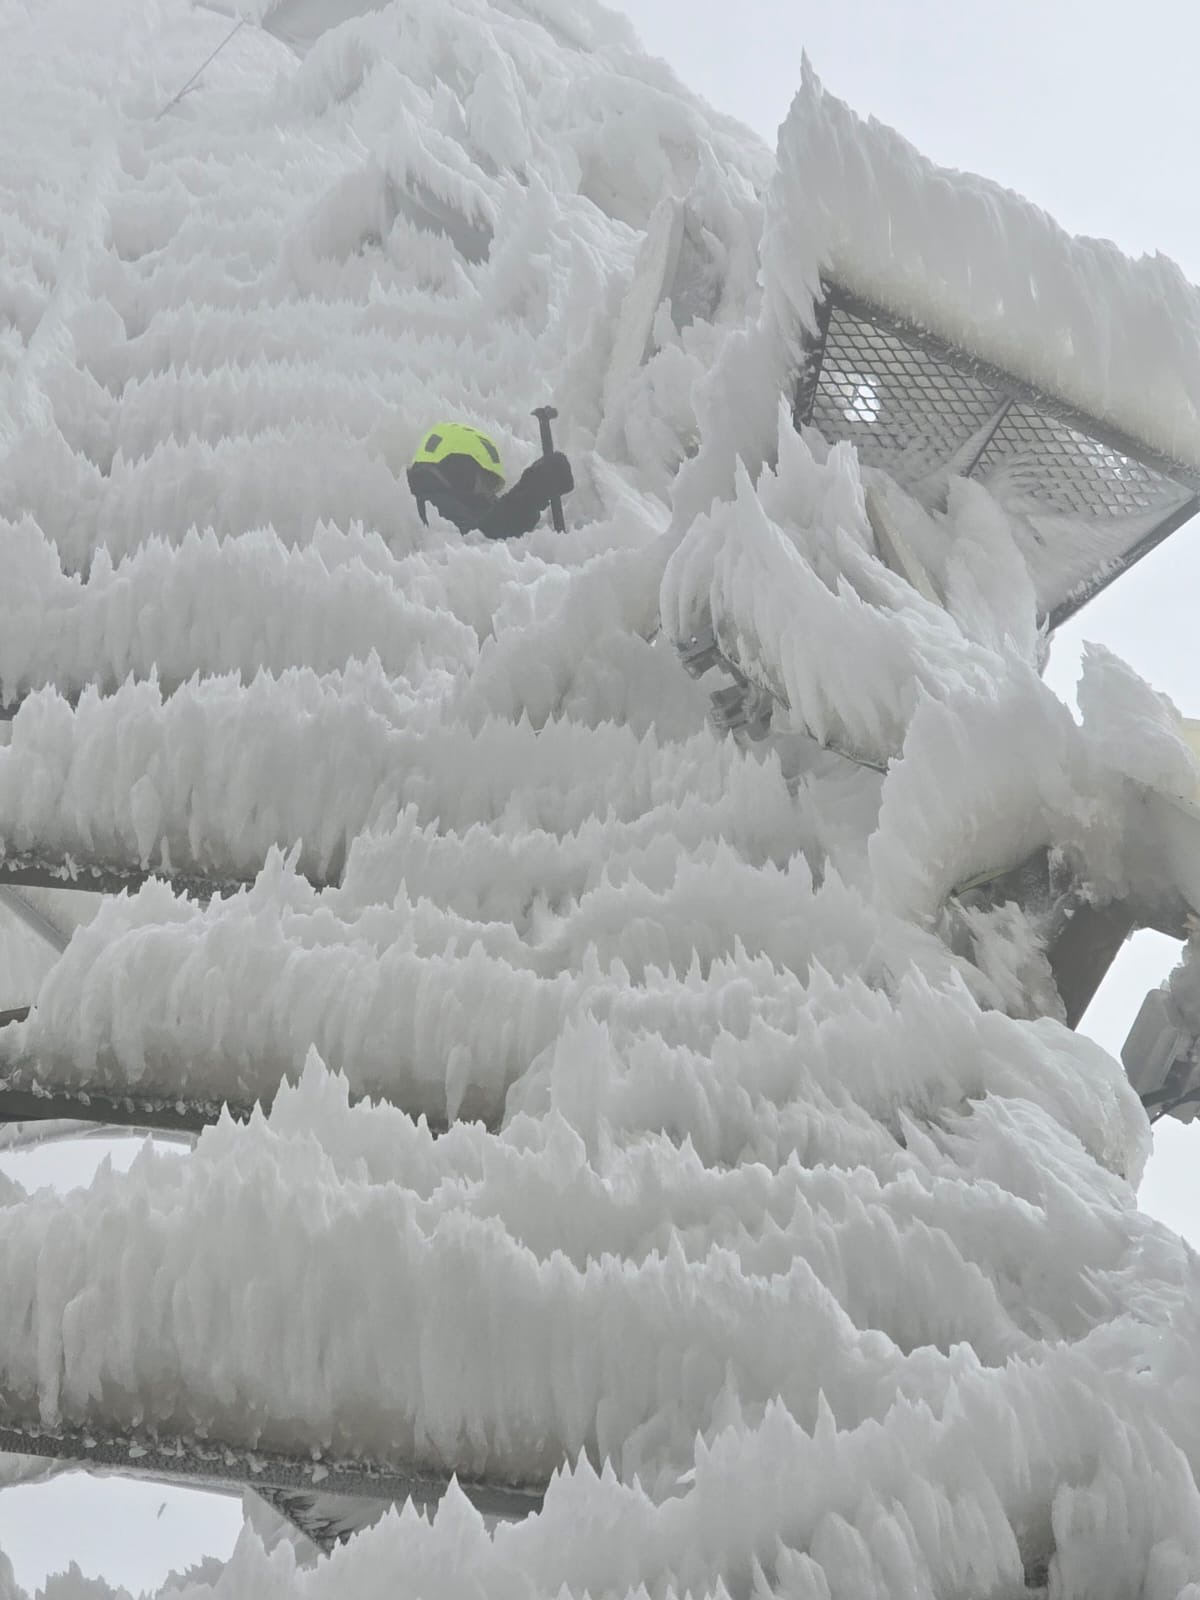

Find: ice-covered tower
<box><xmin>3</xmin><ymin>0</ymin><xmax>1200</xmax><ymax>1593</ymax></box>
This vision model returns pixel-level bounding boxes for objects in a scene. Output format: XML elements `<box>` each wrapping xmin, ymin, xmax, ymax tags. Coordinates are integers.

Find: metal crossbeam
<box><xmin>0</xmin><ymin>1006</ymin><xmax>249</xmax><ymax>1134</ymax></box>
<box><xmin>256</xmin><ymin>1485</ymin><xmax>396</xmax><ymax>1551</ymax></box>
<box><xmin>0</xmin><ymin>1015</ymin><xmax>460</xmax><ymax>1138</ymax></box>
<box><xmin>0</xmin><ymin>852</ymin><xmax>255</xmax><ymax>903</ymax></box>
<box><xmin>950</xmin><ymin>848</ymin><xmax>1164</xmax><ymax>1032</ymax></box>
<box><xmin>1045</xmin><ymin>897</ymin><xmax>1139</xmax><ymax>1030</ymax></box>
<box><xmin>0</xmin><ymin>1073</ymin><xmax>456</xmax><ymax>1137</ymax></box>
<box><xmin>0</xmin><ymin>848</ymin><xmax>339</xmax><ymax>902</ymax></box>
<box><xmin>0</xmin><ymin>1416</ymin><xmax>544</xmax><ymax>1522</ymax></box>
<box><xmin>0</xmin><ymin>1071</ymin><xmax>243</xmax><ymax>1135</ymax></box>
<box><xmin>0</xmin><ymin>889</ymin><xmax>71</xmax><ymax>953</ymax></box>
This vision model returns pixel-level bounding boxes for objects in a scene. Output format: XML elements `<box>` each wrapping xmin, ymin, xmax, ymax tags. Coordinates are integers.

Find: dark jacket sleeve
<box><xmin>478</xmin><ymin>453</ymin><xmax>574</xmax><ymax>540</ymax></box>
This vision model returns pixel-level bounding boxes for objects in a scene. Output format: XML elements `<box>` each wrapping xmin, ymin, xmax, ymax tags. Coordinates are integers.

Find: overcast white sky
<box><xmin>5</xmin><ymin>0</ymin><xmax>1200</xmax><ymax>1591</ymax></box>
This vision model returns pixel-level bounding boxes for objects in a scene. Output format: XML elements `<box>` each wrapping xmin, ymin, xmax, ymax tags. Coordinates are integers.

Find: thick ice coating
<box><xmin>767</xmin><ymin>59</ymin><xmax>1200</xmax><ymax>471</ymax></box>
<box><xmin>3</xmin><ymin>0</ymin><xmax>1200</xmax><ymax>1595</ymax></box>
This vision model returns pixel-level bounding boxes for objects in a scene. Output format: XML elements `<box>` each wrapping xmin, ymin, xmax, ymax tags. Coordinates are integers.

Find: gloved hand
<box><xmin>515</xmin><ymin>450</ymin><xmax>573</xmax><ymax>505</ymax></box>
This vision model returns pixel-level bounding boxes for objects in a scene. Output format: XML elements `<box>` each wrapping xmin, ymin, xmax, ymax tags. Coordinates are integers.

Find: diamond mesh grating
<box><xmin>975</xmin><ymin>404</ymin><xmax>1178</xmax><ymax>519</ymax></box>
<box><xmin>807</xmin><ymin>301</ymin><xmax>1191</xmax><ymax>524</ymax></box>
<box><xmin>811</xmin><ymin>307</ymin><xmax>1004</xmax><ymax>490</ymax></box>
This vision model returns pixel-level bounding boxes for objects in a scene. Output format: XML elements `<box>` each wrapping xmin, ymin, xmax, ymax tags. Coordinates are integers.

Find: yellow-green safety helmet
<box><xmin>411</xmin><ymin>422</ymin><xmax>505</xmax><ymax>485</ymax></box>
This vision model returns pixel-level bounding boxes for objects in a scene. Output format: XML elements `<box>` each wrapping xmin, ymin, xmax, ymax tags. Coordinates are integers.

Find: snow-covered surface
<box><xmin>768</xmin><ymin>60</ymin><xmax>1200</xmax><ymax>472</ymax></box>
<box><xmin>4</xmin><ymin>0</ymin><xmax>1200</xmax><ymax>1595</ymax></box>
<box><xmin>0</xmin><ymin>517</ymin><xmax>480</xmax><ymax>707</ymax></box>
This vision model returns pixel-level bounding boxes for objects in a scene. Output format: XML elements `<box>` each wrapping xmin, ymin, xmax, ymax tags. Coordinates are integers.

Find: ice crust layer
<box><xmin>768</xmin><ymin>59</ymin><xmax>1200</xmax><ymax>472</ymax></box>
<box><xmin>2</xmin><ymin>0</ymin><xmax>1200</xmax><ymax>1596</ymax></box>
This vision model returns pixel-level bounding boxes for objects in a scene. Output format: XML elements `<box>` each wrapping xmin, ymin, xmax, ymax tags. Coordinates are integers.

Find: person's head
<box><xmin>410</xmin><ymin>422</ymin><xmax>505</xmax><ymax>503</ymax></box>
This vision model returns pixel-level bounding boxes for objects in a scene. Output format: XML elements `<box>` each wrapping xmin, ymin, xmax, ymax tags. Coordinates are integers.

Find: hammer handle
<box><xmin>532</xmin><ymin>406</ymin><xmax>565</xmax><ymax>533</ymax></box>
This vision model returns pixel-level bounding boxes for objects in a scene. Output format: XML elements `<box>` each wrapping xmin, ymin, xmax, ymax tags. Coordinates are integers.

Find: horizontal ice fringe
<box><xmin>0</xmin><ymin>518</ymin><xmax>479</xmax><ymax>706</ymax></box>
<box><xmin>0</xmin><ymin>1056</ymin><xmax>1184</xmax><ymax>1597</ymax></box>
<box><xmin>0</xmin><ymin>664</ymin><xmax>758</xmax><ymax>883</ymax></box>
<box><xmin>7</xmin><ymin>846</ymin><xmax>1145</xmax><ymax>1178</ymax></box>
<box><xmin>0</xmin><ymin>1053</ymin><xmax>1170</xmax><ymax>1482</ymax></box>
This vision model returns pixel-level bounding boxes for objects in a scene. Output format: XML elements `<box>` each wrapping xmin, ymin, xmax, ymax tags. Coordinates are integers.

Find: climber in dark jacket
<box><xmin>406</xmin><ymin>421</ymin><xmax>573</xmax><ymax>539</ymax></box>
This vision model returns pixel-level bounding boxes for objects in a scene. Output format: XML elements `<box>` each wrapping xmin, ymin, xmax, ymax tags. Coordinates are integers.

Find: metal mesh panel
<box><xmin>806</xmin><ymin>298</ymin><xmax>1192</xmax><ymax>522</ymax></box>
<box><xmin>975</xmin><ymin>403</ymin><xmax>1182</xmax><ymax>519</ymax></box>
<box><xmin>810</xmin><ymin>307</ymin><xmax>1003</xmax><ymax>490</ymax></box>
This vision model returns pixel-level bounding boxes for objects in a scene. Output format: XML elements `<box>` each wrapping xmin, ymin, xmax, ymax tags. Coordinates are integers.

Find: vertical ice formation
<box><xmin>2</xmin><ymin>0</ymin><xmax>1200</xmax><ymax>1596</ymax></box>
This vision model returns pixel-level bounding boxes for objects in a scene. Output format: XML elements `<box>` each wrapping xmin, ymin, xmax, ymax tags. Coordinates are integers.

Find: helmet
<box><xmin>411</xmin><ymin>423</ymin><xmax>505</xmax><ymax>496</ymax></box>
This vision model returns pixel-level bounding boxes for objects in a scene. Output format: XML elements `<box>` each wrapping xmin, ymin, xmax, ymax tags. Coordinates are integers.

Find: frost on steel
<box><xmin>1</xmin><ymin>0</ymin><xmax>1200</xmax><ymax>1594</ymax></box>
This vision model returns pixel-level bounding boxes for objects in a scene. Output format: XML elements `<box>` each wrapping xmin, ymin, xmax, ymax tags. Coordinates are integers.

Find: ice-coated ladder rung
<box><xmin>0</xmin><ymin>852</ymin><xmax>258</xmax><ymax>903</ymax></box>
<box><xmin>0</xmin><ymin>846</ymin><xmax>343</xmax><ymax>903</ymax></box>
<box><xmin>0</xmin><ymin>1069</ymin><xmax>243</xmax><ymax>1135</ymax></box>
<box><xmin>0</xmin><ymin>1026</ymin><xmax>462</xmax><ymax>1137</ymax></box>
<box><xmin>0</xmin><ymin>1415</ymin><xmax>545</xmax><ymax>1522</ymax></box>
